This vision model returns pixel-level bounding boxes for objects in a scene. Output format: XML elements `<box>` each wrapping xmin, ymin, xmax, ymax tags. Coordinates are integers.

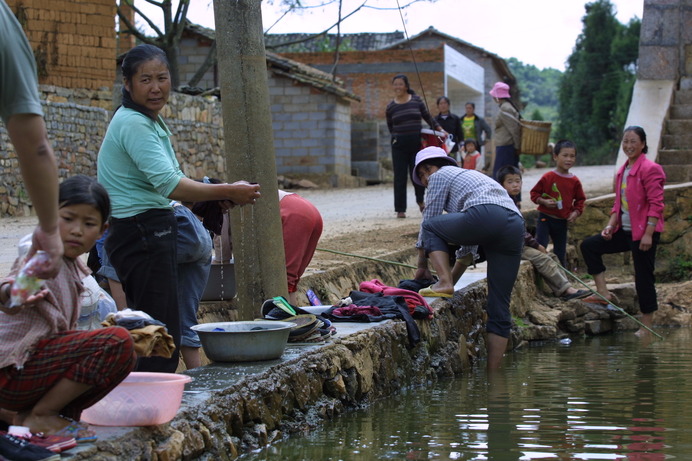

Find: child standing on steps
<box><xmin>0</xmin><ymin>175</ymin><xmax>136</xmax><ymax>441</ymax></box>
<box><xmin>530</xmin><ymin>140</ymin><xmax>586</xmax><ymax>267</ymax></box>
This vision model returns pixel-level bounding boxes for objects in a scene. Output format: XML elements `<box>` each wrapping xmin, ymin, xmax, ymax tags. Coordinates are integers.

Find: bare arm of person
<box><xmin>168</xmin><ymin>177</ymin><xmax>261</xmax><ymax>206</ymax></box>
<box><xmin>6</xmin><ymin>114</ymin><xmax>63</xmax><ymax>278</ymax></box>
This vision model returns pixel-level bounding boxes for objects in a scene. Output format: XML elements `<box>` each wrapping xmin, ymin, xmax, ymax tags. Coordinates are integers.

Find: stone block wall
<box><xmin>268</xmin><ymin>74</ymin><xmax>352</xmax><ymax>176</ymax></box>
<box><xmin>638</xmin><ymin>0</ymin><xmax>691</xmax><ymax>80</ymax></box>
<box><xmin>6</xmin><ymin>0</ymin><xmax>116</xmax><ymax>90</ymax></box>
<box><xmin>0</xmin><ymin>96</ymin><xmax>109</xmax><ymax>217</ymax></box>
<box><xmin>1</xmin><ymin>84</ymin><xmax>356</xmax><ymax>217</ymax></box>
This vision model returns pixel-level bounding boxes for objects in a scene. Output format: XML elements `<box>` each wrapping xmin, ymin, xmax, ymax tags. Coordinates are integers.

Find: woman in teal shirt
<box><xmin>98</xmin><ymin>44</ymin><xmax>260</xmax><ymax>372</ymax></box>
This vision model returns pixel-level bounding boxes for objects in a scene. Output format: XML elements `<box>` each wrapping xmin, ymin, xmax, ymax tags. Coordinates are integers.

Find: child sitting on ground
<box><xmin>498</xmin><ymin>166</ymin><xmax>589</xmax><ymax>300</ymax></box>
<box><xmin>0</xmin><ymin>175</ymin><xmax>136</xmax><ymax>441</ymax></box>
<box><xmin>529</xmin><ymin>140</ymin><xmax>586</xmax><ymax>266</ymax></box>
<box><xmin>461</xmin><ymin>138</ymin><xmax>484</xmax><ymax>172</ymax></box>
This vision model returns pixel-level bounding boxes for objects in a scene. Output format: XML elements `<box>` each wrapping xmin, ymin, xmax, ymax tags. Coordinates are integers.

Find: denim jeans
<box><xmin>174</xmin><ymin>205</ymin><xmax>212</xmax><ymax>348</ymax></box>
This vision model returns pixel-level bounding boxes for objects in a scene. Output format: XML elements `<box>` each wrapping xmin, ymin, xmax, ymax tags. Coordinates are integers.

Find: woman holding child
<box><xmin>412</xmin><ymin>146</ymin><xmax>524</xmax><ymax>369</ymax></box>
<box><xmin>580</xmin><ymin>126</ymin><xmax>665</xmax><ymax>336</ymax></box>
<box><xmin>97</xmin><ymin>44</ymin><xmax>261</xmax><ymax>372</ymax></box>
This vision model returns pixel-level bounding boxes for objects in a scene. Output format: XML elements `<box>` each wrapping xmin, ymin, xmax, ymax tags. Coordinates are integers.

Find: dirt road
<box><xmin>0</xmin><ymin>165</ymin><xmax>615</xmax><ymax>275</ymax></box>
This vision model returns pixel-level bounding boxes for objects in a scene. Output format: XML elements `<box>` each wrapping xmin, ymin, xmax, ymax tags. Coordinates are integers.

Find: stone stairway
<box><xmin>659</xmin><ymin>82</ymin><xmax>692</xmax><ymax>183</ymax></box>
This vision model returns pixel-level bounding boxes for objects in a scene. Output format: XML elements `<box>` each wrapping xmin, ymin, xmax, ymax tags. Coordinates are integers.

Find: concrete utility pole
<box><xmin>213</xmin><ymin>0</ymin><xmax>288</xmax><ymax>319</ymax></box>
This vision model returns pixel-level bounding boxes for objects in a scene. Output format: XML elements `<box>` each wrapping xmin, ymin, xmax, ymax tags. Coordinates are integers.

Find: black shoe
<box><xmin>0</xmin><ymin>434</ymin><xmax>60</xmax><ymax>461</ymax></box>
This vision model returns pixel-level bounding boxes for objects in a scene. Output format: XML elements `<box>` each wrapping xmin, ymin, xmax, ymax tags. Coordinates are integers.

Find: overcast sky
<box><xmin>146</xmin><ymin>0</ymin><xmax>644</xmax><ymax>71</ymax></box>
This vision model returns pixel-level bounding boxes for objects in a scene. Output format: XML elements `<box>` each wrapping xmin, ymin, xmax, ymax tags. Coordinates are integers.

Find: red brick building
<box><xmin>6</xmin><ymin>0</ymin><xmax>116</xmax><ymax>90</ymax></box>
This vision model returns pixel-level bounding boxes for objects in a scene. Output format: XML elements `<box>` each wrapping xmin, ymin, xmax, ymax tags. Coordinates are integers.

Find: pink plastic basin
<box><xmin>81</xmin><ymin>372</ymin><xmax>192</xmax><ymax>426</ymax></box>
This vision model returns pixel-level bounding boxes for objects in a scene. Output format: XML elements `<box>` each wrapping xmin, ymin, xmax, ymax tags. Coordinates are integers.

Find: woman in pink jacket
<box><xmin>580</xmin><ymin>126</ymin><xmax>666</xmax><ymax>335</ymax></box>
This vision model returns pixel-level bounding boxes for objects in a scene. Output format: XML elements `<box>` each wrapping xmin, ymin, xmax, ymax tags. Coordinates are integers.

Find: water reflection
<box><xmin>243</xmin><ymin>329</ymin><xmax>692</xmax><ymax>460</ymax></box>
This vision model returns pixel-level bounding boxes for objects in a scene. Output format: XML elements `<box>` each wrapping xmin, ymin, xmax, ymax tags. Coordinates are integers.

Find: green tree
<box><xmin>556</xmin><ymin>0</ymin><xmax>641</xmax><ymax>164</ymax></box>
<box><xmin>507</xmin><ymin>57</ymin><xmax>562</xmax><ymax>126</ymax></box>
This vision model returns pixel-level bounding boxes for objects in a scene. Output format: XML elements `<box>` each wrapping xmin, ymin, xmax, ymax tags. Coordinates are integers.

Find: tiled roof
<box><xmin>182</xmin><ymin>21</ymin><xmax>359</xmax><ymax>101</ymax></box>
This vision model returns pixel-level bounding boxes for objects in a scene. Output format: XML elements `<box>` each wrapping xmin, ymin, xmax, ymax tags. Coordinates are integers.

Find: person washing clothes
<box><xmin>97</xmin><ymin>44</ymin><xmax>260</xmax><ymax>373</ymax></box>
<box><xmin>412</xmin><ymin>146</ymin><xmax>524</xmax><ymax>369</ymax></box>
<box><xmin>214</xmin><ymin>190</ymin><xmax>323</xmax><ymax>307</ymax></box>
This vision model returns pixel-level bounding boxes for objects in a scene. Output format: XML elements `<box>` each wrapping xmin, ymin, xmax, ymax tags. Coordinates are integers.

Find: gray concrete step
<box><xmin>659</xmin><ymin>149</ymin><xmax>692</xmax><ymax>165</ymax></box>
<box><xmin>670</xmin><ymin>104</ymin><xmax>692</xmax><ymax>119</ymax></box>
<box><xmin>662</xmin><ymin>164</ymin><xmax>692</xmax><ymax>183</ymax></box>
<box><xmin>666</xmin><ymin>119</ymin><xmax>692</xmax><ymax>135</ymax></box>
<box><xmin>662</xmin><ymin>133</ymin><xmax>692</xmax><ymax>149</ymax></box>
<box><xmin>675</xmin><ymin>89</ymin><xmax>692</xmax><ymax>105</ymax></box>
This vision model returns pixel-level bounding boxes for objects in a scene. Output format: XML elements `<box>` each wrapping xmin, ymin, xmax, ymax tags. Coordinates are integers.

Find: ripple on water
<box><xmin>241</xmin><ymin>329</ymin><xmax>692</xmax><ymax>460</ymax></box>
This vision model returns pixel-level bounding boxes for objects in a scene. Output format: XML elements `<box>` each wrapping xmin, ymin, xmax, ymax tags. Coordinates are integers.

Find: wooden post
<box><xmin>212</xmin><ymin>0</ymin><xmax>288</xmax><ymax>319</ymax></box>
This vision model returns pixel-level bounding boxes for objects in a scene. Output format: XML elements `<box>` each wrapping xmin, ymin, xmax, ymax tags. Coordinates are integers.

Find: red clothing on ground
<box><xmin>530</xmin><ymin>170</ymin><xmax>586</xmax><ymax>220</ymax></box>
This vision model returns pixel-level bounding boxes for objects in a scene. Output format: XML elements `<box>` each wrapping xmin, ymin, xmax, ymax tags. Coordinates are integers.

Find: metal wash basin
<box><xmin>191</xmin><ymin>321</ymin><xmax>296</xmax><ymax>362</ymax></box>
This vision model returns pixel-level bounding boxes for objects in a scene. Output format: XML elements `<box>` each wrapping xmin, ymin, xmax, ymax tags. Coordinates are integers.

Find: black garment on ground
<box><xmin>322</xmin><ymin>291</ymin><xmax>421</xmax><ymax>346</ymax></box>
<box><xmin>398</xmin><ymin>278</ymin><xmax>436</xmax><ymax>292</ymax></box>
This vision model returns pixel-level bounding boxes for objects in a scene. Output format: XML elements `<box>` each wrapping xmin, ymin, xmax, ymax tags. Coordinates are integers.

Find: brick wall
<box><xmin>6</xmin><ymin>0</ymin><xmax>116</xmax><ymax>90</ymax></box>
<box><xmin>178</xmin><ymin>35</ymin><xmax>216</xmax><ymax>89</ymax></box>
<box><xmin>269</xmin><ymin>74</ymin><xmax>352</xmax><ymax>176</ymax></box>
<box><xmin>281</xmin><ymin>48</ymin><xmax>446</xmax><ymax>121</ymax></box>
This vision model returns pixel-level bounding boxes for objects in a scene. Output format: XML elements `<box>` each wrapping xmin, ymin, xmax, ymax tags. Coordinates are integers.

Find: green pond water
<box><xmin>243</xmin><ymin>328</ymin><xmax>692</xmax><ymax>460</ymax></box>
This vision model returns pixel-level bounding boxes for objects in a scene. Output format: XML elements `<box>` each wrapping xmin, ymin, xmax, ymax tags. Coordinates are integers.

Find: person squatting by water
<box><xmin>213</xmin><ymin>189</ymin><xmax>323</xmax><ymax>307</ymax></box>
<box><xmin>529</xmin><ymin>139</ymin><xmax>586</xmax><ymax>267</ymax></box>
<box><xmin>580</xmin><ymin>126</ymin><xmax>666</xmax><ymax>336</ymax></box>
<box><xmin>412</xmin><ymin>147</ymin><xmax>524</xmax><ymax>369</ymax></box>
<box><xmin>497</xmin><ymin>165</ymin><xmax>589</xmax><ymax>301</ymax></box>
<box><xmin>386</xmin><ymin>74</ymin><xmax>444</xmax><ymax>218</ymax></box>
<box><xmin>97</xmin><ymin>44</ymin><xmax>260</xmax><ymax>373</ymax></box>
<box><xmin>0</xmin><ymin>175</ymin><xmax>136</xmax><ymax>441</ymax></box>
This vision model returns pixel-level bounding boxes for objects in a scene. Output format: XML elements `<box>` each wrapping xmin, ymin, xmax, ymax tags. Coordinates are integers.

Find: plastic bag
<box><xmin>9</xmin><ymin>250</ymin><xmax>50</xmax><ymax>308</ymax></box>
<box><xmin>78</xmin><ymin>275</ymin><xmax>117</xmax><ymax>330</ymax></box>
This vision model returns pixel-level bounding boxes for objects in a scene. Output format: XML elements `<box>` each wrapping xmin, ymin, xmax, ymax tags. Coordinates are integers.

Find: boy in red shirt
<box><xmin>530</xmin><ymin>140</ymin><xmax>586</xmax><ymax>266</ymax></box>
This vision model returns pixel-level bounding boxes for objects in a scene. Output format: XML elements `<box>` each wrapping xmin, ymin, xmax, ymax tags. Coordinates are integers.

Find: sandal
<box><xmin>582</xmin><ymin>292</ymin><xmax>619</xmax><ymax>305</ymax></box>
<box><xmin>53</xmin><ymin>417</ymin><xmax>97</xmax><ymax>444</ymax></box>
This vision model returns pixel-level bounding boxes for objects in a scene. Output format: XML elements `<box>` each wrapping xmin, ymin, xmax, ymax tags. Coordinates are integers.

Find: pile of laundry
<box><xmin>101</xmin><ymin>309</ymin><xmax>176</xmax><ymax>358</ymax></box>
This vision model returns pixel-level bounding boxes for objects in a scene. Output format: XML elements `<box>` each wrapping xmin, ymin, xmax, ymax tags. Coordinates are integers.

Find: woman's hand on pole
<box><xmin>226</xmin><ymin>181</ymin><xmax>261</xmax><ymax>206</ymax></box>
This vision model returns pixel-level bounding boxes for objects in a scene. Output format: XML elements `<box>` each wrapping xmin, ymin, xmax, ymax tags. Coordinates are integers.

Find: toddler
<box><xmin>461</xmin><ymin>138</ymin><xmax>484</xmax><ymax>172</ymax></box>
